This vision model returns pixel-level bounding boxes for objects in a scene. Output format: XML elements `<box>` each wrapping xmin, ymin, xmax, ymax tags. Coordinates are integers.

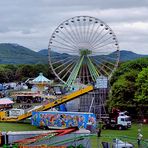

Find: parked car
<box><xmin>112</xmin><ymin>139</ymin><xmax>133</xmax><ymax>148</ymax></box>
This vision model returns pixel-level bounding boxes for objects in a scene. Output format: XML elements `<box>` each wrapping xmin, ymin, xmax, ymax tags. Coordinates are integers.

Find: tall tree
<box><xmin>135</xmin><ymin>67</ymin><xmax>148</xmax><ymax>103</ymax></box>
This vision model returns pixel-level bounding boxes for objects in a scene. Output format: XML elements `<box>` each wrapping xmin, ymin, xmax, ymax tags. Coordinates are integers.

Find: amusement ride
<box><xmin>0</xmin><ymin>16</ymin><xmax>122</xmax><ymax>147</ymax></box>
<box><xmin>0</xmin><ymin>16</ymin><xmax>119</xmax><ymax>122</ymax></box>
<box><xmin>48</xmin><ymin>16</ymin><xmax>120</xmax><ymax>87</ymax></box>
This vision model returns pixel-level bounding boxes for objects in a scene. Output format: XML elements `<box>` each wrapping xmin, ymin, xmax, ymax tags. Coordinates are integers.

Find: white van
<box><xmin>112</xmin><ymin>139</ymin><xmax>133</xmax><ymax>148</ymax></box>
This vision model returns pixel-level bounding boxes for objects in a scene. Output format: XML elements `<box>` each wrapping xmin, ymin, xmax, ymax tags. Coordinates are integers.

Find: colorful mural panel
<box><xmin>32</xmin><ymin>111</ymin><xmax>96</xmax><ymax>129</ymax></box>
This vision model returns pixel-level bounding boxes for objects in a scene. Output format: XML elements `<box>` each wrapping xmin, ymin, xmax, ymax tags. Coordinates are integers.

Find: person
<box><xmin>97</xmin><ymin>128</ymin><xmax>101</xmax><ymax>137</ymax></box>
<box><xmin>96</xmin><ymin>121</ymin><xmax>102</xmax><ymax>137</ymax></box>
<box><xmin>137</xmin><ymin>132</ymin><xmax>143</xmax><ymax>147</ymax></box>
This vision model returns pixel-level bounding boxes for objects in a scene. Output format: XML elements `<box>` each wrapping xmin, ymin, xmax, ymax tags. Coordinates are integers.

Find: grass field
<box><xmin>0</xmin><ymin>122</ymin><xmax>40</xmax><ymax>131</ymax></box>
<box><xmin>92</xmin><ymin>123</ymin><xmax>148</xmax><ymax>148</ymax></box>
<box><xmin>0</xmin><ymin>122</ymin><xmax>148</xmax><ymax>147</ymax></box>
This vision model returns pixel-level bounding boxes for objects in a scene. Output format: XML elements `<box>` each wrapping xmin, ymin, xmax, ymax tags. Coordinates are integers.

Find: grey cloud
<box><xmin>0</xmin><ymin>0</ymin><xmax>148</xmax><ymax>54</ymax></box>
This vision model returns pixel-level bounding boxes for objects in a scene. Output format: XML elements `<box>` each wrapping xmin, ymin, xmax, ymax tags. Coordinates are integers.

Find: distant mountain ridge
<box><xmin>119</xmin><ymin>50</ymin><xmax>148</xmax><ymax>61</ymax></box>
<box><xmin>39</xmin><ymin>49</ymin><xmax>148</xmax><ymax>62</ymax></box>
<box><xmin>38</xmin><ymin>49</ymin><xmax>48</xmax><ymax>56</ymax></box>
<box><xmin>0</xmin><ymin>43</ymin><xmax>48</xmax><ymax>64</ymax></box>
<box><xmin>0</xmin><ymin>43</ymin><xmax>147</xmax><ymax>64</ymax></box>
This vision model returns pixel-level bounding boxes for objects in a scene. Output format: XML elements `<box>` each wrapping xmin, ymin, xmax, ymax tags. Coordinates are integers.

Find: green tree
<box><xmin>110</xmin><ymin>58</ymin><xmax>148</xmax><ymax>85</ymax></box>
<box><xmin>108</xmin><ymin>70</ymin><xmax>138</xmax><ymax>108</ymax></box>
<box><xmin>0</xmin><ymin>65</ymin><xmax>15</xmax><ymax>82</ymax></box>
<box><xmin>135</xmin><ymin>67</ymin><xmax>148</xmax><ymax>103</ymax></box>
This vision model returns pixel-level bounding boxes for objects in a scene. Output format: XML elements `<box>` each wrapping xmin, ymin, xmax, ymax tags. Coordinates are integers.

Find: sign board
<box><xmin>95</xmin><ymin>76</ymin><xmax>108</xmax><ymax>88</ymax></box>
<box><xmin>9</xmin><ymin>109</ymin><xmax>24</xmax><ymax>116</ymax></box>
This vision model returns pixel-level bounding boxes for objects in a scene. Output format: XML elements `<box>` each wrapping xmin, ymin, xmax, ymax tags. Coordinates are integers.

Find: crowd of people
<box><xmin>15</xmin><ymin>96</ymin><xmax>46</xmax><ymax>110</ymax></box>
<box><xmin>18</xmin><ymin>104</ymin><xmax>32</xmax><ymax>109</ymax></box>
<box><xmin>16</xmin><ymin>96</ymin><xmax>44</xmax><ymax>104</ymax></box>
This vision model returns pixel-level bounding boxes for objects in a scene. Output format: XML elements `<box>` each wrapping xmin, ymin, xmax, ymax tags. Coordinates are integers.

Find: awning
<box><xmin>11</xmin><ymin>91</ymin><xmax>40</xmax><ymax>97</ymax></box>
<box><xmin>31</xmin><ymin>73</ymin><xmax>52</xmax><ymax>84</ymax></box>
<box><xmin>0</xmin><ymin>98</ymin><xmax>14</xmax><ymax>105</ymax></box>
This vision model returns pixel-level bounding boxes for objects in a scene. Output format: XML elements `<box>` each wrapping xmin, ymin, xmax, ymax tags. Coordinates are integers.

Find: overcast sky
<box><xmin>0</xmin><ymin>0</ymin><xmax>148</xmax><ymax>54</ymax></box>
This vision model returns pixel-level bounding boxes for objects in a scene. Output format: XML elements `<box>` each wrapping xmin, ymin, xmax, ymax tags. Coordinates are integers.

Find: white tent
<box><xmin>0</xmin><ymin>98</ymin><xmax>14</xmax><ymax>105</ymax></box>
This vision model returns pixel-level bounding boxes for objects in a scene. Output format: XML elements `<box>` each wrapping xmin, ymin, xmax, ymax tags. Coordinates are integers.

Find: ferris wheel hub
<box><xmin>79</xmin><ymin>49</ymin><xmax>92</xmax><ymax>56</ymax></box>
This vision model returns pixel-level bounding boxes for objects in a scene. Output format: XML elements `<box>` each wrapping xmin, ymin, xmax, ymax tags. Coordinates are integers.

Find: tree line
<box><xmin>0</xmin><ymin>58</ymin><xmax>148</xmax><ymax>118</ymax></box>
<box><xmin>108</xmin><ymin>57</ymin><xmax>148</xmax><ymax>119</ymax></box>
<box><xmin>0</xmin><ymin>64</ymin><xmax>55</xmax><ymax>83</ymax></box>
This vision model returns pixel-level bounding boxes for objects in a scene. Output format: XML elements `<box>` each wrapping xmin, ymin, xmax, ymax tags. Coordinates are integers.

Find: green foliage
<box><xmin>108</xmin><ymin>57</ymin><xmax>148</xmax><ymax>110</ymax></box>
<box><xmin>0</xmin><ymin>64</ymin><xmax>54</xmax><ymax>82</ymax></box>
<box><xmin>109</xmin><ymin>70</ymin><xmax>138</xmax><ymax>108</ymax></box>
<box><xmin>135</xmin><ymin>67</ymin><xmax>148</xmax><ymax>103</ymax></box>
<box><xmin>110</xmin><ymin>58</ymin><xmax>148</xmax><ymax>85</ymax></box>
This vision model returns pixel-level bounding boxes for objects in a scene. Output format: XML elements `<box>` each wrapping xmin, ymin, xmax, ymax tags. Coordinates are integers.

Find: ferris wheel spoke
<box><xmin>85</xmin><ymin>20</ymin><xmax>93</xmax><ymax>42</ymax></box>
<box><xmin>81</xmin><ymin>17</ymin><xmax>88</xmax><ymax>42</ymax></box>
<box><xmin>51</xmin><ymin>56</ymin><xmax>76</xmax><ymax>65</ymax></box>
<box><xmin>82</xmin><ymin>17</ymin><xmax>87</xmax><ymax>42</ymax></box>
<box><xmin>89</xmin><ymin>23</ymin><xmax>101</xmax><ymax>43</ymax></box>
<box><xmin>77</xmin><ymin>18</ymin><xmax>84</xmax><ymax>42</ymax></box>
<box><xmin>50</xmin><ymin>45</ymin><xmax>77</xmax><ymax>53</ymax></box>
<box><xmin>88</xmin><ymin>57</ymin><xmax>101</xmax><ymax>76</ymax></box>
<box><xmin>68</xmin><ymin>22</ymin><xmax>81</xmax><ymax>43</ymax></box>
<box><xmin>61</xmin><ymin>62</ymin><xmax>76</xmax><ymax>80</ymax></box>
<box><xmin>92</xmin><ymin>44</ymin><xmax>116</xmax><ymax>54</ymax></box>
<box><xmin>51</xmin><ymin>39</ymin><xmax>78</xmax><ymax>51</ymax></box>
<box><xmin>92</xmin><ymin>30</ymin><xmax>110</xmax><ymax>47</ymax></box>
<box><xmin>91</xmin><ymin>27</ymin><xmax>105</xmax><ymax>45</ymax></box>
<box><xmin>66</xmin><ymin>56</ymin><xmax>84</xmax><ymax>86</ymax></box>
<box><xmin>64</xmin><ymin>25</ymin><xmax>80</xmax><ymax>44</ymax></box>
<box><xmin>87</xmin><ymin>57</ymin><xmax>99</xmax><ymax>81</ymax></box>
<box><xmin>74</xmin><ymin>19</ymin><xmax>82</xmax><ymax>42</ymax></box>
<box><xmin>92</xmin><ymin>58</ymin><xmax>109</xmax><ymax>76</ymax></box>
<box><xmin>73</xmin><ymin>20</ymin><xmax>81</xmax><ymax>42</ymax></box>
<box><xmin>93</xmin><ymin>35</ymin><xmax>114</xmax><ymax>48</ymax></box>
<box><xmin>93</xmin><ymin>30</ymin><xmax>111</xmax><ymax>47</ymax></box>
<box><xmin>87</xmin><ymin>20</ymin><xmax>97</xmax><ymax>44</ymax></box>
<box><xmin>91</xmin><ymin>52</ymin><xmax>119</xmax><ymax>62</ymax></box>
<box><xmin>53</xmin><ymin>57</ymin><xmax>77</xmax><ymax>71</ymax></box>
<box><xmin>57</xmin><ymin>59</ymin><xmax>77</xmax><ymax>76</ymax></box>
<box><xmin>92</xmin><ymin>57</ymin><xmax>113</xmax><ymax>72</ymax></box>
<box><xmin>84</xmin><ymin>18</ymin><xmax>88</xmax><ymax>42</ymax></box>
<box><xmin>93</xmin><ymin>41</ymin><xmax>116</xmax><ymax>50</ymax></box>
<box><xmin>96</xmin><ymin>56</ymin><xmax>116</xmax><ymax>67</ymax></box>
<box><xmin>57</xmin><ymin>28</ymin><xmax>78</xmax><ymax>45</ymax></box>
<box><xmin>64</xmin><ymin>22</ymin><xmax>77</xmax><ymax>44</ymax></box>
<box><xmin>53</xmin><ymin>33</ymin><xmax>78</xmax><ymax>49</ymax></box>
<box><xmin>76</xmin><ymin>20</ymin><xmax>85</xmax><ymax>42</ymax></box>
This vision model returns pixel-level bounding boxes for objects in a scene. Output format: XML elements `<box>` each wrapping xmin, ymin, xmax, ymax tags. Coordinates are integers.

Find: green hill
<box><xmin>0</xmin><ymin>43</ymin><xmax>48</xmax><ymax>64</ymax></box>
<box><xmin>39</xmin><ymin>49</ymin><xmax>148</xmax><ymax>62</ymax></box>
<box><xmin>0</xmin><ymin>43</ymin><xmax>147</xmax><ymax>64</ymax></box>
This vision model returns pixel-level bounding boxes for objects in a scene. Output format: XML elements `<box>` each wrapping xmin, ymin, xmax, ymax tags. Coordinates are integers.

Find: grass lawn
<box><xmin>91</xmin><ymin>123</ymin><xmax>148</xmax><ymax>148</ymax></box>
<box><xmin>0</xmin><ymin>122</ymin><xmax>147</xmax><ymax>147</ymax></box>
<box><xmin>0</xmin><ymin>122</ymin><xmax>40</xmax><ymax>131</ymax></box>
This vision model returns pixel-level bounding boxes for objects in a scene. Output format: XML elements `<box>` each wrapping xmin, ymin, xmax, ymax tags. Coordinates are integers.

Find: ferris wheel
<box><xmin>48</xmin><ymin>16</ymin><xmax>120</xmax><ymax>86</ymax></box>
